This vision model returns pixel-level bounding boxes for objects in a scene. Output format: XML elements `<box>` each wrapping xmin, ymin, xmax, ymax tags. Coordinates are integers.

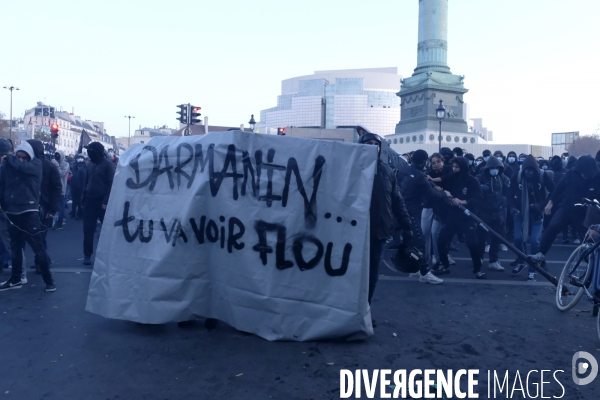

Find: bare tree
<box><xmin>567</xmin><ymin>134</ymin><xmax>600</xmax><ymax>158</ymax></box>
<box><xmin>0</xmin><ymin>111</ymin><xmax>10</xmax><ymax>139</ymax></box>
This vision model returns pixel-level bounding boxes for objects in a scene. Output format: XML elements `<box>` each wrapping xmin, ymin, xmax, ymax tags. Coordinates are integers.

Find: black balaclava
<box><xmin>411</xmin><ymin>149</ymin><xmax>429</xmax><ymax>171</ymax></box>
<box><xmin>573</xmin><ymin>155</ymin><xmax>599</xmax><ymax>179</ymax></box>
<box><xmin>440</xmin><ymin>147</ymin><xmax>453</xmax><ymax>164</ymax></box>
<box><xmin>522</xmin><ymin>155</ymin><xmax>540</xmax><ymax>181</ymax></box>
<box><xmin>550</xmin><ymin>156</ymin><xmax>563</xmax><ymax>171</ymax></box>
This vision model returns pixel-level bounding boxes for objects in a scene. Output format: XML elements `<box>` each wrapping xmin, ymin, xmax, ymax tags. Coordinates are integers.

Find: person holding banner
<box><xmin>358</xmin><ymin>133</ymin><xmax>413</xmax><ymax>304</ymax></box>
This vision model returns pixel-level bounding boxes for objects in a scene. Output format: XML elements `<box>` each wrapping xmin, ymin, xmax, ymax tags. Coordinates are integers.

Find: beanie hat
<box><xmin>411</xmin><ymin>149</ymin><xmax>429</xmax><ymax>165</ymax></box>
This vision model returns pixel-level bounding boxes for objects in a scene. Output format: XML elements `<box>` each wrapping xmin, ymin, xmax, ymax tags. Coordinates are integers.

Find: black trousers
<box><xmin>8</xmin><ymin>212</ymin><xmax>52</xmax><ymax>283</ymax></box>
<box><xmin>438</xmin><ymin>217</ymin><xmax>482</xmax><ymax>273</ymax></box>
<box><xmin>539</xmin><ymin>207</ymin><xmax>586</xmax><ymax>254</ymax></box>
<box><xmin>407</xmin><ymin>209</ymin><xmax>428</xmax><ymax>275</ymax></box>
<box><xmin>478</xmin><ymin>214</ymin><xmax>505</xmax><ymax>263</ymax></box>
<box><xmin>83</xmin><ymin>198</ymin><xmax>106</xmax><ymax>258</ymax></box>
<box><xmin>71</xmin><ymin>188</ymin><xmax>83</xmax><ymax>217</ymax></box>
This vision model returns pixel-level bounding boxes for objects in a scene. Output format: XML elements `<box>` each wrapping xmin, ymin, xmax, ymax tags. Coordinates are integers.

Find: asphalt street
<box><xmin>0</xmin><ymin>214</ymin><xmax>599</xmax><ymax>399</ymax></box>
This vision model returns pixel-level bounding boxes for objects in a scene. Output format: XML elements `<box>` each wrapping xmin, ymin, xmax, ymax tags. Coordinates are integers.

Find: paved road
<box><xmin>1</xmin><ymin>216</ymin><xmax>599</xmax><ymax>399</ymax></box>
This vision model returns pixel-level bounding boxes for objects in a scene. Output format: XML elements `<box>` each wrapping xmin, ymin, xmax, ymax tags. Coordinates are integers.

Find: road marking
<box><xmin>451</xmin><ymin>257</ymin><xmax>566</xmax><ymax>264</ymax></box>
<box><xmin>52</xmin><ymin>268</ymin><xmax>92</xmax><ymax>273</ymax></box>
<box><xmin>379</xmin><ymin>275</ymin><xmax>554</xmax><ymax>287</ymax></box>
<box><xmin>382</xmin><ymin>261</ymin><xmax>555</xmax><ymax>286</ymax></box>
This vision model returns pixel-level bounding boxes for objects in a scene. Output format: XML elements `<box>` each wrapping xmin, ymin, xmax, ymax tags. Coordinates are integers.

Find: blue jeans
<box><xmin>513</xmin><ymin>213</ymin><xmax>543</xmax><ymax>273</ymax></box>
<box><xmin>368</xmin><ymin>238</ymin><xmax>387</xmax><ymax>304</ymax></box>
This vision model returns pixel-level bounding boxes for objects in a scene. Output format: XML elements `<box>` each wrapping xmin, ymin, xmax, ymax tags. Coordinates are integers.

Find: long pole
<box><xmin>438</xmin><ymin>120</ymin><xmax>442</xmax><ymax>152</ymax></box>
<box><xmin>456</xmin><ymin>204</ymin><xmax>559</xmax><ymax>286</ymax></box>
<box><xmin>9</xmin><ymin>89</ymin><xmax>13</xmax><ymax>144</ymax></box>
<box><xmin>124</xmin><ymin>115</ymin><xmax>135</xmax><ymax>147</ymax></box>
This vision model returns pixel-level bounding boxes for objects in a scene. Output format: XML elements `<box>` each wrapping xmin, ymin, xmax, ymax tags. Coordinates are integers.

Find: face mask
<box><xmin>77</xmin><ymin>158</ymin><xmax>84</xmax><ymax>163</ymax></box>
<box><xmin>508</xmin><ymin>157</ymin><xmax>515</xmax><ymax>163</ymax></box>
<box><xmin>489</xmin><ymin>169</ymin><xmax>499</xmax><ymax>176</ymax></box>
<box><xmin>475</xmin><ymin>161</ymin><xmax>481</xmax><ymax>166</ymax></box>
<box><xmin>541</xmin><ymin>165</ymin><xmax>548</xmax><ymax>170</ymax></box>
<box><xmin>497</xmin><ymin>157</ymin><xmax>503</xmax><ymax>162</ymax></box>
<box><xmin>468</xmin><ymin>160</ymin><xmax>473</xmax><ymax>166</ymax></box>
<box><xmin>519</xmin><ymin>159</ymin><xmax>525</xmax><ymax>164</ymax></box>
<box><xmin>483</xmin><ymin>156</ymin><xmax>490</xmax><ymax>162</ymax></box>
<box><xmin>108</xmin><ymin>152</ymin><xmax>114</xmax><ymax>157</ymax></box>
<box><xmin>54</xmin><ymin>153</ymin><xmax>60</xmax><ymax>161</ymax></box>
<box><xmin>524</xmin><ymin>171</ymin><xmax>535</xmax><ymax>179</ymax></box>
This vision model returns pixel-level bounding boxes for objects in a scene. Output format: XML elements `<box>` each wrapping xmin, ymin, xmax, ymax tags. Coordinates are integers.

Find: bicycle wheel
<box><xmin>556</xmin><ymin>244</ymin><xmax>593</xmax><ymax>311</ymax></box>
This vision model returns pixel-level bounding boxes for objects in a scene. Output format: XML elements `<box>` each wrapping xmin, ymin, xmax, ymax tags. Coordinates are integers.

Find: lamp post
<box><xmin>248</xmin><ymin>114</ymin><xmax>256</xmax><ymax>133</ymax></box>
<box><xmin>124</xmin><ymin>115</ymin><xmax>135</xmax><ymax>147</ymax></box>
<box><xmin>3</xmin><ymin>85</ymin><xmax>20</xmax><ymax>144</ymax></box>
<box><xmin>436</xmin><ymin>99</ymin><xmax>446</xmax><ymax>152</ymax></box>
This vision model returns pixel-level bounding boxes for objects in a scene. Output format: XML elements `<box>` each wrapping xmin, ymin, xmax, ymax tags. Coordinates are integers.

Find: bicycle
<box><xmin>555</xmin><ymin>198</ymin><xmax>600</xmax><ymax>341</ymax></box>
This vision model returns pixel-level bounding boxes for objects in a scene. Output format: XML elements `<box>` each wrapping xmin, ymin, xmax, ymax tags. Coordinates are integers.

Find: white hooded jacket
<box><xmin>55</xmin><ymin>150</ymin><xmax>70</xmax><ymax>195</ymax></box>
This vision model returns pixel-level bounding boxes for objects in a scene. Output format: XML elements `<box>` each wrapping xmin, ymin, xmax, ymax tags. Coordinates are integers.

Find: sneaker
<box><xmin>408</xmin><ymin>272</ymin><xmax>421</xmax><ymax>278</ymax></box>
<box><xmin>488</xmin><ymin>261</ymin><xmax>504</xmax><ymax>271</ymax></box>
<box><xmin>527</xmin><ymin>273</ymin><xmax>536</xmax><ymax>282</ymax></box>
<box><xmin>512</xmin><ymin>263</ymin><xmax>527</xmax><ymax>275</ymax></box>
<box><xmin>45</xmin><ymin>281</ymin><xmax>56</xmax><ymax>292</ymax></box>
<box><xmin>0</xmin><ymin>278</ymin><xmax>22</xmax><ymax>291</ymax></box>
<box><xmin>574</xmin><ymin>239</ymin><xmax>581</xmax><ymax>244</ymax></box>
<box><xmin>529</xmin><ymin>252</ymin><xmax>545</xmax><ymax>264</ymax></box>
<box><xmin>485</xmin><ymin>245</ymin><xmax>490</xmax><ymax>253</ymax></box>
<box><xmin>475</xmin><ymin>271</ymin><xmax>486</xmax><ymax>279</ymax></box>
<box><xmin>53</xmin><ymin>225</ymin><xmax>63</xmax><ymax>231</ymax></box>
<box><xmin>448</xmin><ymin>255</ymin><xmax>456</xmax><ymax>265</ymax></box>
<box><xmin>83</xmin><ymin>257</ymin><xmax>91</xmax><ymax>266</ymax></box>
<box><xmin>509</xmin><ymin>259</ymin><xmax>521</xmax><ymax>267</ymax></box>
<box><xmin>20</xmin><ymin>276</ymin><xmax>27</xmax><ymax>284</ymax></box>
<box><xmin>419</xmin><ymin>271</ymin><xmax>443</xmax><ymax>284</ymax></box>
<box><xmin>500</xmin><ymin>244</ymin><xmax>508</xmax><ymax>251</ymax></box>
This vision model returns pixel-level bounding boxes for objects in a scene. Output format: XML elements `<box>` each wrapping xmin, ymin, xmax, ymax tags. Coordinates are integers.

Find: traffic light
<box><xmin>49</xmin><ymin>107</ymin><xmax>55</xmax><ymax>118</ymax></box>
<box><xmin>176</xmin><ymin>104</ymin><xmax>189</xmax><ymax>125</ymax></box>
<box><xmin>277</xmin><ymin>127</ymin><xmax>286</xmax><ymax>136</ymax></box>
<box><xmin>190</xmin><ymin>106</ymin><xmax>202</xmax><ymax>125</ymax></box>
<box><xmin>50</xmin><ymin>123</ymin><xmax>59</xmax><ymax>139</ymax></box>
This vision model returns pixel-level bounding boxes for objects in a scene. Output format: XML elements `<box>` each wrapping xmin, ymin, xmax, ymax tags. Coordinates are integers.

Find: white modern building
<box><xmin>257</xmin><ymin>68</ymin><xmax>402</xmax><ymax>136</ymax></box>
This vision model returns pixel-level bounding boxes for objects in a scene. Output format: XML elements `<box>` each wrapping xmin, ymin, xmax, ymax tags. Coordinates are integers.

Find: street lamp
<box><xmin>124</xmin><ymin>115</ymin><xmax>135</xmax><ymax>147</ymax></box>
<box><xmin>3</xmin><ymin>85</ymin><xmax>20</xmax><ymax>144</ymax></box>
<box><xmin>248</xmin><ymin>114</ymin><xmax>256</xmax><ymax>133</ymax></box>
<box><xmin>436</xmin><ymin>99</ymin><xmax>446</xmax><ymax>152</ymax></box>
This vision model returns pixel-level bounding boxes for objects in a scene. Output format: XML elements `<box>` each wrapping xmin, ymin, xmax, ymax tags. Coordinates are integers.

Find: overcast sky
<box><xmin>2</xmin><ymin>0</ymin><xmax>599</xmax><ymax>145</ymax></box>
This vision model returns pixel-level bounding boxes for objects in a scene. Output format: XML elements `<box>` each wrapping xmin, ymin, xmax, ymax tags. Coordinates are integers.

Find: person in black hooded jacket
<box><xmin>506</xmin><ymin>155</ymin><xmax>554</xmax><ymax>279</ymax></box>
<box><xmin>546</xmin><ymin>155</ymin><xmax>570</xmax><ymax>240</ymax></box>
<box><xmin>566</xmin><ymin>156</ymin><xmax>577</xmax><ymax>170</ymax></box>
<box><xmin>531</xmin><ymin>156</ymin><xmax>600</xmax><ymax>266</ymax></box>
<box><xmin>359</xmin><ymin>133</ymin><xmax>413</xmax><ymax>304</ymax></box>
<box><xmin>81</xmin><ymin>141</ymin><xmax>116</xmax><ymax>265</ymax></box>
<box><xmin>476</xmin><ymin>156</ymin><xmax>509</xmax><ymax>272</ymax></box>
<box><xmin>27</xmin><ymin>140</ymin><xmax>62</xmax><ymax>272</ymax></box>
<box><xmin>434</xmin><ymin>157</ymin><xmax>485</xmax><ymax>278</ymax></box>
<box><xmin>397</xmin><ymin>150</ymin><xmax>449</xmax><ymax>284</ymax></box>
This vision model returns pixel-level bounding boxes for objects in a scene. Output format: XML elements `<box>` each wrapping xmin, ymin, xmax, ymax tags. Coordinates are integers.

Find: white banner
<box><xmin>86</xmin><ymin>132</ymin><xmax>377</xmax><ymax>341</ymax></box>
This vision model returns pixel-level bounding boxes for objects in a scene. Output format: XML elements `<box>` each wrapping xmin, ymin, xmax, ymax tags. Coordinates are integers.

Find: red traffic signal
<box><xmin>50</xmin><ymin>123</ymin><xmax>59</xmax><ymax>138</ymax></box>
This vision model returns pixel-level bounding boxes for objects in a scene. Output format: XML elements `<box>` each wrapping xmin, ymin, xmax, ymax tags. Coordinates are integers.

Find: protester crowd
<box><xmin>0</xmin><ymin>139</ymin><xmax>116</xmax><ymax>292</ymax></box>
<box><xmin>361</xmin><ymin>134</ymin><xmax>600</xmax><ymax>307</ymax></box>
